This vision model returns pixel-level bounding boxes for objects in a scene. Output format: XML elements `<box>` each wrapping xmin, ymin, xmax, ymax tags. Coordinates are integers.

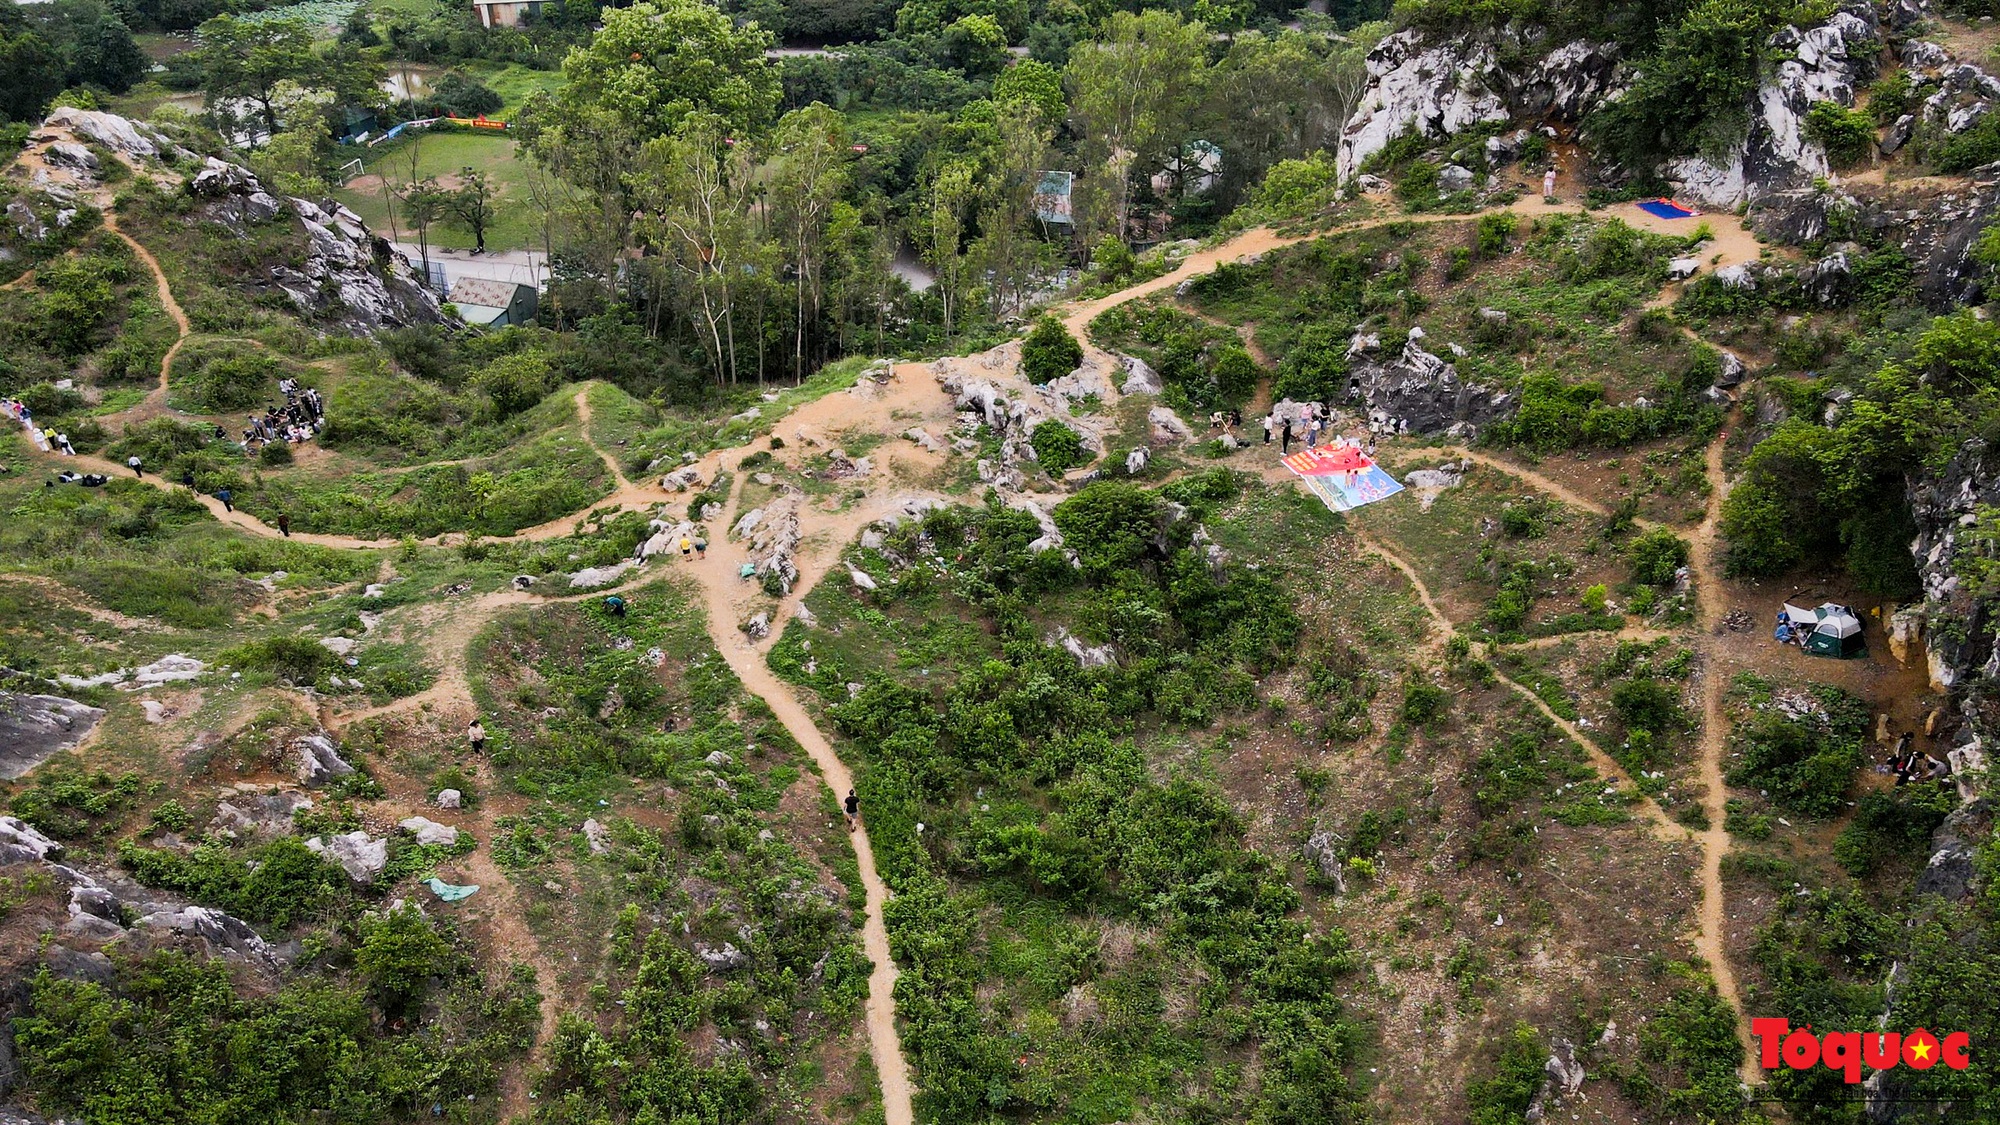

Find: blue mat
<box><xmin>1637</xmin><ymin>198</ymin><xmax>1697</xmax><ymax>219</ymax></box>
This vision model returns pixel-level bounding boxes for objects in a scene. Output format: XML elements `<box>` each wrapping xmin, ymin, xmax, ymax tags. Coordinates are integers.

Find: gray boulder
<box><xmin>0</xmin><ymin>694</ymin><xmax>105</xmax><ymax>780</ymax></box>
<box><xmin>1303</xmin><ymin>832</ymin><xmax>1349</xmax><ymax>893</ymax></box>
<box><xmin>398</xmin><ymin>816</ymin><xmax>459</xmax><ymax>847</ymax></box>
<box><xmin>306</xmin><ymin>830</ymin><xmax>388</xmax><ymax>884</ymax></box>
<box><xmin>0</xmin><ymin>817</ymin><xmax>62</xmax><ymax>865</ymax></box>
<box><xmin>293</xmin><ymin>733</ymin><xmax>356</xmax><ymax>787</ymax></box>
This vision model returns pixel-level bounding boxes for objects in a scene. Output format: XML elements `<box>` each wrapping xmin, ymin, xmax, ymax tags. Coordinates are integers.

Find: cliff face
<box><xmin>1334</xmin><ymin>28</ymin><xmax>1622</xmax><ymax>180</ymax></box>
<box><xmin>23</xmin><ymin>107</ymin><xmax>445</xmax><ymax>335</ymax></box>
<box><xmin>1334</xmin><ymin>3</ymin><xmax>1882</xmax><ymax>208</ymax></box>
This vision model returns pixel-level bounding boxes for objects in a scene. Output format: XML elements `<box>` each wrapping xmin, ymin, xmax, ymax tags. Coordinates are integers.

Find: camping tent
<box><xmin>1781</xmin><ymin>602</ymin><xmax>1866</xmax><ymax>658</ymax></box>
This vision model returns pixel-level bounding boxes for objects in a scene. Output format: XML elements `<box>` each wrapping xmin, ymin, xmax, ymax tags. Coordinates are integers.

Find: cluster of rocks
<box><xmin>1750</xmin><ymin>177</ymin><xmax>2000</xmax><ymax>310</ymax></box>
<box><xmin>1345</xmin><ymin>327</ymin><xmax>1513</xmax><ymax>438</ymax></box>
<box><xmin>1664</xmin><ymin>3</ymin><xmax>1880</xmax><ymax>207</ymax></box>
<box><xmin>1334</xmin><ymin>1</ymin><xmax>1887</xmax><ymax>209</ymax></box>
<box><xmin>732</xmin><ymin>494</ymin><xmax>802</xmax><ymax>593</ymax></box>
<box><xmin>1336</xmin><ymin>28</ymin><xmax>1621</xmax><ymax>180</ymax></box>
<box><xmin>934</xmin><ymin>346</ymin><xmax>1115</xmax><ymax>491</ymax></box>
<box><xmin>26</xmin><ymin>107</ymin><xmax>445</xmax><ymax>335</ymax></box>
<box><xmin>1</xmin><ymin>815</ymin><xmax>288</xmax><ymax>973</ymax></box>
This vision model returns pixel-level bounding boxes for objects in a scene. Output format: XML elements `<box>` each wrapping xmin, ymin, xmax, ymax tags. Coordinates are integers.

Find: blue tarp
<box><xmin>1637</xmin><ymin>198</ymin><xmax>1699</xmax><ymax>219</ymax></box>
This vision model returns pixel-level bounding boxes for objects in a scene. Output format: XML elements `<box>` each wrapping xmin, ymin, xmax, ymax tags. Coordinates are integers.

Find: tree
<box><xmin>632</xmin><ymin>113</ymin><xmax>762</xmax><ymax>384</ymax></box>
<box><xmin>356</xmin><ymin>903</ymin><xmax>455</xmax><ymax>1015</ymax></box>
<box><xmin>1065</xmin><ymin>10</ymin><xmax>1209</xmax><ymax>242</ymax></box>
<box><xmin>971</xmin><ymin>99</ymin><xmax>1055</xmax><ymax>317</ymax></box>
<box><xmin>0</xmin><ymin>11</ymin><xmax>67</xmax><ymax>122</ymax></box>
<box><xmin>32</xmin><ymin>0</ymin><xmax>148</xmax><ymax>95</ymax></box>
<box><xmin>552</xmin><ymin>0</ymin><xmax>778</xmax><ymax>142</ymax></box>
<box><xmin>944</xmin><ymin>13</ymin><xmax>1008</xmax><ymax>77</ymax></box>
<box><xmin>1020</xmin><ymin>314</ymin><xmax>1082</xmax><ymax>384</ymax></box>
<box><xmin>447</xmin><ymin>168</ymin><xmax>496</xmax><ymax>254</ymax></box>
<box><xmin>194</xmin><ymin>16</ymin><xmax>318</xmax><ymax>137</ymax></box>
<box><xmin>401</xmin><ymin>176</ymin><xmax>447</xmax><ymax>290</ymax></box>
<box><xmin>993</xmin><ymin>58</ymin><xmax>1064</xmax><ymax>123</ymax></box>
<box><xmin>250</xmin><ymin>117</ymin><xmax>332</xmax><ymax>197</ymax></box>
<box><xmin>770</xmin><ymin>104</ymin><xmax>849</xmax><ymax>381</ymax></box>
<box><xmin>916</xmin><ymin>157</ymin><xmax>977</xmax><ymax>339</ymax></box>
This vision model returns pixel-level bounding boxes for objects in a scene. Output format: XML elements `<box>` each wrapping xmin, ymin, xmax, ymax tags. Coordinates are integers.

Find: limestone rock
<box><xmin>399</xmin><ymin>816</ymin><xmax>459</xmax><ymax>847</ymax></box>
<box><xmin>743</xmin><ymin>612</ymin><xmax>770</xmax><ymax>640</ymax></box>
<box><xmin>293</xmin><ymin>733</ymin><xmax>356</xmax><ymax>787</ymax></box>
<box><xmin>696</xmin><ymin>942</ymin><xmax>749</xmax><ymax>971</ymax></box>
<box><xmin>0</xmin><ymin>816</ymin><xmax>63</xmax><ymax>864</ymax></box>
<box><xmin>568</xmin><ymin>559</ymin><xmax>636</xmax><ymax>588</ymax></box>
<box><xmin>436</xmin><ymin>788</ymin><xmax>463</xmax><ymax>809</ymax></box>
<box><xmin>849</xmin><ymin>568</ymin><xmax>878</xmax><ymax>591</ymax></box>
<box><xmin>131</xmin><ymin>654</ymin><xmax>205</xmax><ymax>686</ymax></box>
<box><xmin>306</xmin><ymin>830</ymin><xmax>389</xmax><ymax>884</ymax></box>
<box><xmin>1302</xmin><ymin>832</ymin><xmax>1348</xmax><ymax>892</ymax></box>
<box><xmin>138</xmin><ymin>904</ymin><xmax>276</xmax><ymax>964</ymax></box>
<box><xmin>1119</xmin><ymin>354</ymin><xmax>1163</xmax><ymax>395</ymax></box>
<box><xmin>1126</xmin><ymin>446</ymin><xmax>1150</xmax><ymax>474</ymax></box>
<box><xmin>581</xmin><ymin>818</ymin><xmax>609</xmax><ymax>854</ymax></box>
<box><xmin>212</xmin><ymin>793</ymin><xmax>311</xmax><ymax>838</ymax></box>
<box><xmin>0</xmin><ymin>693</ymin><xmax>105</xmax><ymax>780</ymax></box>
<box><xmin>1148</xmin><ymin>406</ymin><xmax>1194</xmax><ymax>444</ymax></box>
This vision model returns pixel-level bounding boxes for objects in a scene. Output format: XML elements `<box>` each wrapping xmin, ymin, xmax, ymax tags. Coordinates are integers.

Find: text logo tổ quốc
<box><xmin>1753</xmin><ymin>1019</ymin><xmax>1972</xmax><ymax>1084</ymax></box>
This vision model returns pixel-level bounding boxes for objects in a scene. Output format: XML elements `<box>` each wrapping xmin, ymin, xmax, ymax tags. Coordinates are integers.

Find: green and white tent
<box><xmin>1782</xmin><ymin>602</ymin><xmax>1866</xmax><ymax>658</ymax></box>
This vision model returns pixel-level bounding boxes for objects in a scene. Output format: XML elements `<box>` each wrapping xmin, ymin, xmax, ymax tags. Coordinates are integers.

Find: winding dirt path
<box><xmin>24</xmin><ymin>190</ymin><xmax>1778</xmax><ymax>1103</ymax></box>
<box><xmin>99</xmin><ymin>209</ymin><xmax>191</xmax><ymax>425</ymax></box>
<box><xmin>1684</xmin><ymin>419</ymin><xmax>1759</xmax><ymax>1082</ymax></box>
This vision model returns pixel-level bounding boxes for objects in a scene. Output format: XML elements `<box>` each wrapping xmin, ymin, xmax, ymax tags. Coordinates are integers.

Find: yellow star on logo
<box><xmin>1911</xmin><ymin>1040</ymin><xmax>1934</xmax><ymax>1062</ymax></box>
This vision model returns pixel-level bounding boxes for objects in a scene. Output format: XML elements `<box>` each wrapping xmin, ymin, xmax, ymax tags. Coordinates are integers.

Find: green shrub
<box><xmin>1467</xmin><ymin>1024</ymin><xmax>1545</xmax><ymax>1125</ymax></box>
<box><xmin>1627</xmin><ymin>527</ymin><xmax>1691</xmax><ymax>586</ymax></box>
<box><xmin>1727</xmin><ymin>712</ymin><xmax>1862</xmax><ymax>817</ymax></box>
<box><xmin>1029</xmin><ymin>420</ymin><xmax>1090</xmax><ymax>473</ymax></box>
<box><xmin>258</xmin><ymin>442</ymin><xmax>293</xmax><ymax>466</ymax></box>
<box><xmin>1611</xmin><ymin>677</ymin><xmax>1680</xmax><ymax>733</ymax></box>
<box><xmin>224</xmin><ymin>635</ymin><xmax>336</xmax><ymax>685</ymax></box>
<box><xmin>1804</xmin><ymin>100</ymin><xmax>1876</xmax><ymax>166</ymax></box>
<box><xmin>117</xmin><ymin>836</ymin><xmax>349</xmax><ymax>928</ymax></box>
<box><xmin>1020</xmin><ymin>314</ymin><xmax>1082</xmax><ymax>385</ymax></box>
<box><xmin>172</xmin><ymin>341</ymin><xmax>291</xmax><ymax>412</ymax></box>
<box><xmin>356</xmin><ymin>903</ymin><xmax>458</xmax><ymax>1014</ymax></box>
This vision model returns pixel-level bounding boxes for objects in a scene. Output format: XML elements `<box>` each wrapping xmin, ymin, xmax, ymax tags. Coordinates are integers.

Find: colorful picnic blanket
<box><xmin>1282</xmin><ymin>445</ymin><xmax>1405</xmax><ymax>512</ymax></box>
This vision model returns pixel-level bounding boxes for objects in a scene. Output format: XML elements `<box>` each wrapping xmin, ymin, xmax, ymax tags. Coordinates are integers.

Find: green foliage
<box><xmin>356</xmin><ymin>903</ymin><xmax>459</xmax><ymax>1014</ymax></box>
<box><xmin>1610</xmin><ymin>677</ymin><xmax>1680</xmax><ymax>734</ymax></box>
<box><xmin>1486</xmin><ymin>371</ymin><xmax>1722</xmax><ymax>452</ymax></box>
<box><xmin>171</xmin><ymin>340</ymin><xmax>297</xmax><ymax>413</ymax></box>
<box><xmin>1020</xmin><ymin>314</ymin><xmax>1083</xmax><ymax>385</ymax></box>
<box><xmin>1028</xmin><ymin>419</ymin><xmax>1090</xmax><ymax>473</ymax></box>
<box><xmin>1627</xmin><ymin>527</ymin><xmax>1691</xmax><ymax>586</ymax></box>
<box><xmin>14</xmin><ymin>947</ymin><xmax>536</xmax><ymax>1124</ymax></box>
<box><xmin>117</xmin><ymin>836</ymin><xmax>350</xmax><ymax>929</ymax></box>
<box><xmin>1832</xmin><ymin>785</ymin><xmax>1953</xmax><ymax>876</ymax></box>
<box><xmin>1467</xmin><ymin>1023</ymin><xmax>1545</xmax><ymax>1125</ymax></box>
<box><xmin>1274</xmin><ymin>322</ymin><xmax>1350</xmax><ymax>402</ymax></box>
<box><xmin>1399</xmin><ymin>674</ymin><xmax>1448</xmax><ymax>727</ymax></box>
<box><xmin>1254</xmin><ymin>151</ymin><xmax>1340</xmax><ymax>218</ymax></box>
<box><xmin>1803</xmin><ymin>99</ymin><xmax>1877</xmax><ymax>167</ymax></box>
<box><xmin>1636</xmin><ymin>984</ymin><xmax>1752</xmax><ymax>1121</ymax></box>
<box><xmin>1726</xmin><ymin>690</ymin><xmax>1865</xmax><ymax>817</ymax></box>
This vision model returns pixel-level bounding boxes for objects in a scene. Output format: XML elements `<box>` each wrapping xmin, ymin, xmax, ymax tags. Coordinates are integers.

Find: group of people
<box><xmin>1263</xmin><ymin>403</ymin><xmax>1355</xmax><ymax>455</ymax></box>
<box><xmin>1882</xmin><ymin>732</ymin><xmax>1954</xmax><ymax>787</ymax></box>
<box><xmin>243</xmin><ymin>379</ymin><xmax>326</xmax><ymax>450</ymax></box>
<box><xmin>4</xmin><ymin>398</ymin><xmax>77</xmax><ymax>456</ymax></box>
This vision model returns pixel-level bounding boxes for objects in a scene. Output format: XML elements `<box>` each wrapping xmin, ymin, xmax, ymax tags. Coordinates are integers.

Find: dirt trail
<box><xmin>99</xmin><ymin>209</ymin><xmax>191</xmax><ymax>425</ymax></box>
<box><xmin>573</xmin><ymin>385</ymin><xmax>634</xmax><ymax>489</ymax></box>
<box><xmin>27</xmin><ymin>194</ymin><xmax>1784</xmax><ymax>1105</ymax></box>
<box><xmin>1353</xmin><ymin>529</ymin><xmax>1682</xmax><ymax>834</ymax></box>
<box><xmin>1685</xmin><ymin>420</ymin><xmax>1760</xmax><ymax>1082</ymax></box>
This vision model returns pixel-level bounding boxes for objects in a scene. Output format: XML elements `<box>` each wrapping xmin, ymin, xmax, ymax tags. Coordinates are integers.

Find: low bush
<box><xmin>1020</xmin><ymin>314</ymin><xmax>1082</xmax><ymax>385</ymax></box>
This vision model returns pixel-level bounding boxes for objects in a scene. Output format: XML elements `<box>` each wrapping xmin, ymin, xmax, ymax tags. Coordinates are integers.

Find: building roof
<box><xmin>447</xmin><ymin>278</ymin><xmax>527</xmax><ymax>307</ymax></box>
<box><xmin>454</xmin><ymin>304</ymin><xmax>510</xmax><ymax>326</ymax></box>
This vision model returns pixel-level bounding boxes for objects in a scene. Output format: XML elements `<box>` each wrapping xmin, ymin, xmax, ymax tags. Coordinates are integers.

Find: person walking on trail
<box><xmin>468</xmin><ymin>719</ymin><xmax>486</xmax><ymax>753</ymax></box>
<box><xmin>605</xmin><ymin>594</ymin><xmax>626</xmax><ymax>618</ymax></box>
<box><xmin>56</xmin><ymin>433</ymin><xmax>74</xmax><ymax>455</ymax></box>
<box><xmin>1262</xmin><ymin>414</ymin><xmax>1274</xmax><ymax>444</ymax></box>
<box><xmin>679</xmin><ymin>535</ymin><xmax>693</xmax><ymax>559</ymax></box>
<box><xmin>277</xmin><ymin>513</ymin><xmax>291</xmax><ymax>538</ymax></box>
<box><xmin>216</xmin><ymin>487</ymin><xmax>233</xmax><ymax>513</ymax></box>
<box><xmin>694</xmin><ymin>536</ymin><xmax>707</xmax><ymax>559</ymax></box>
<box><xmin>127</xmin><ymin>455</ymin><xmax>143</xmax><ymax>477</ymax></box>
<box><xmin>1280</xmin><ymin>417</ymin><xmax>1293</xmax><ymax>453</ymax></box>
<box><xmin>1543</xmin><ymin>167</ymin><xmax>1557</xmax><ymax>200</ymax></box>
<box><xmin>843</xmin><ymin>788</ymin><xmax>859</xmax><ymax>826</ymax></box>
